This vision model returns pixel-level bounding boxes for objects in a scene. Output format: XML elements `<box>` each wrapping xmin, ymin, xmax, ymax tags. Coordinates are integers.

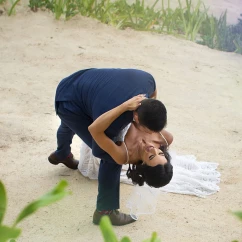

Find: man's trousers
<box><xmin>55</xmin><ymin>101</ymin><xmax>122</xmax><ymax>211</ymax></box>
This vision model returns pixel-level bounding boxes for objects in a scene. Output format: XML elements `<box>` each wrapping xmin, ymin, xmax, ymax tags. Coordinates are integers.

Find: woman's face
<box><xmin>139</xmin><ymin>139</ymin><xmax>167</xmax><ymax>167</ymax></box>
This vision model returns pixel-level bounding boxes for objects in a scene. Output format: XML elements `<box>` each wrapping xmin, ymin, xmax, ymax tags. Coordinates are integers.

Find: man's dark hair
<box><xmin>136</xmin><ymin>99</ymin><xmax>167</xmax><ymax>132</ymax></box>
<box><xmin>126</xmin><ymin>146</ymin><xmax>173</xmax><ymax>188</ymax></box>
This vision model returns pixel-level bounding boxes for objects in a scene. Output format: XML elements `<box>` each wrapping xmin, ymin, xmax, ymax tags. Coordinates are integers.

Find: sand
<box><xmin>0</xmin><ymin>0</ymin><xmax>242</xmax><ymax>241</ymax></box>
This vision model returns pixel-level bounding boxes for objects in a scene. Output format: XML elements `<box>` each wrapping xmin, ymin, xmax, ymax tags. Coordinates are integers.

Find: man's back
<box><xmin>55</xmin><ymin>68</ymin><xmax>156</xmax><ymax>137</ymax></box>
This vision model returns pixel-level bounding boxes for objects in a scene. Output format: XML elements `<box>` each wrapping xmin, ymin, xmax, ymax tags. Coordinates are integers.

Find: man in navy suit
<box><xmin>49</xmin><ymin>68</ymin><xmax>168</xmax><ymax>225</ymax></box>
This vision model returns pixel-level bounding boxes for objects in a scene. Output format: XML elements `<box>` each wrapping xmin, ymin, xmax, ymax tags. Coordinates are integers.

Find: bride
<box><xmin>81</xmin><ymin>95</ymin><xmax>221</xmax><ymax>209</ymax></box>
<box><xmin>88</xmin><ymin>94</ymin><xmax>173</xmax><ymax>188</ymax></box>
<box><xmin>82</xmin><ymin>94</ymin><xmax>220</xmax><ymax>224</ymax></box>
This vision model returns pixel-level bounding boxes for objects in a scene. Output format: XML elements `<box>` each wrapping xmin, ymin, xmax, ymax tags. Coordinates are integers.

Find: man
<box><xmin>48</xmin><ymin>68</ymin><xmax>168</xmax><ymax>225</ymax></box>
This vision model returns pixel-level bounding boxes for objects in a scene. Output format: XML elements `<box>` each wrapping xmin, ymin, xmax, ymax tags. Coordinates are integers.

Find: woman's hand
<box><xmin>123</xmin><ymin>94</ymin><xmax>146</xmax><ymax>111</ymax></box>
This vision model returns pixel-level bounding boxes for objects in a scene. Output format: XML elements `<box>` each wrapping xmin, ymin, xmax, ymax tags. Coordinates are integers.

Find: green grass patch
<box><xmin>198</xmin><ymin>11</ymin><xmax>242</xmax><ymax>53</ymax></box>
<box><xmin>6</xmin><ymin>0</ymin><xmax>242</xmax><ymax>55</ymax></box>
<box><xmin>0</xmin><ymin>180</ymin><xmax>70</xmax><ymax>242</ymax></box>
<box><xmin>8</xmin><ymin>0</ymin><xmax>20</xmax><ymax>16</ymax></box>
<box><xmin>99</xmin><ymin>216</ymin><xmax>161</xmax><ymax>242</ymax></box>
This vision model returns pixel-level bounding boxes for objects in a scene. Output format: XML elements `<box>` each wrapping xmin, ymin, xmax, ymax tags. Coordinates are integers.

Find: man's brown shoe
<box><xmin>93</xmin><ymin>210</ymin><xmax>136</xmax><ymax>226</ymax></box>
<box><xmin>48</xmin><ymin>152</ymin><xmax>79</xmax><ymax>170</ymax></box>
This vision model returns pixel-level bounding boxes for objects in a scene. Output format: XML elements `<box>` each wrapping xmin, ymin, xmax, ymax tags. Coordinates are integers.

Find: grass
<box><xmin>8</xmin><ymin>0</ymin><xmax>20</xmax><ymax>16</ymax></box>
<box><xmin>198</xmin><ymin>11</ymin><xmax>242</xmax><ymax>53</ymax></box>
<box><xmin>4</xmin><ymin>0</ymin><xmax>242</xmax><ymax>55</ymax></box>
<box><xmin>99</xmin><ymin>216</ymin><xmax>161</xmax><ymax>242</ymax></box>
<box><xmin>1</xmin><ymin>178</ymin><xmax>241</xmax><ymax>241</ymax></box>
<box><xmin>178</xmin><ymin>0</ymin><xmax>207</xmax><ymax>41</ymax></box>
<box><xmin>0</xmin><ymin>0</ymin><xmax>20</xmax><ymax>16</ymax></box>
<box><xmin>0</xmin><ymin>180</ymin><xmax>70</xmax><ymax>242</ymax></box>
<box><xmin>99</xmin><ymin>213</ymin><xmax>242</xmax><ymax>242</ymax></box>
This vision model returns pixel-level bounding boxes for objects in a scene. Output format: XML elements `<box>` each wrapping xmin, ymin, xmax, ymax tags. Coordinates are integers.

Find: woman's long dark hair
<box><xmin>126</xmin><ymin>146</ymin><xmax>173</xmax><ymax>188</ymax></box>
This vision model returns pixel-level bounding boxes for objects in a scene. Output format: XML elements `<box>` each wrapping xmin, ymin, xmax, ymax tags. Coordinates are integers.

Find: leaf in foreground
<box><xmin>14</xmin><ymin>180</ymin><xmax>70</xmax><ymax>226</ymax></box>
<box><xmin>0</xmin><ymin>225</ymin><xmax>21</xmax><ymax>242</ymax></box>
<box><xmin>0</xmin><ymin>181</ymin><xmax>7</xmax><ymax>224</ymax></box>
<box><xmin>143</xmin><ymin>232</ymin><xmax>161</xmax><ymax>242</ymax></box>
<box><xmin>120</xmin><ymin>236</ymin><xmax>132</xmax><ymax>242</ymax></box>
<box><xmin>99</xmin><ymin>216</ymin><xmax>119</xmax><ymax>242</ymax></box>
<box><xmin>232</xmin><ymin>211</ymin><xmax>242</xmax><ymax>221</ymax></box>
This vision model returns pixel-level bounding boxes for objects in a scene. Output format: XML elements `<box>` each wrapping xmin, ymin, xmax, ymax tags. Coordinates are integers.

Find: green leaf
<box><xmin>120</xmin><ymin>237</ymin><xmax>132</xmax><ymax>242</ymax></box>
<box><xmin>8</xmin><ymin>0</ymin><xmax>20</xmax><ymax>16</ymax></box>
<box><xmin>151</xmin><ymin>232</ymin><xmax>161</xmax><ymax>242</ymax></box>
<box><xmin>0</xmin><ymin>181</ymin><xmax>7</xmax><ymax>224</ymax></box>
<box><xmin>232</xmin><ymin>211</ymin><xmax>242</xmax><ymax>221</ymax></box>
<box><xmin>142</xmin><ymin>232</ymin><xmax>161</xmax><ymax>242</ymax></box>
<box><xmin>14</xmin><ymin>180</ymin><xmax>69</xmax><ymax>226</ymax></box>
<box><xmin>99</xmin><ymin>216</ymin><xmax>118</xmax><ymax>242</ymax></box>
<box><xmin>0</xmin><ymin>225</ymin><xmax>21</xmax><ymax>242</ymax></box>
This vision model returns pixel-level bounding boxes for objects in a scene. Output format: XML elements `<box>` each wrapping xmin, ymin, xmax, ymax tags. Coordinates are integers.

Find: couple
<box><xmin>48</xmin><ymin>68</ymin><xmax>173</xmax><ymax>226</ymax></box>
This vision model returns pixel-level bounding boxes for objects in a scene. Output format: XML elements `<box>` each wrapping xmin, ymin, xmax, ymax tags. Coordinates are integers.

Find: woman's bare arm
<box><xmin>150</xmin><ymin>89</ymin><xmax>157</xmax><ymax>99</ymax></box>
<box><xmin>88</xmin><ymin>95</ymin><xmax>146</xmax><ymax>165</ymax></box>
<box><xmin>160</xmin><ymin>130</ymin><xmax>173</xmax><ymax>147</ymax></box>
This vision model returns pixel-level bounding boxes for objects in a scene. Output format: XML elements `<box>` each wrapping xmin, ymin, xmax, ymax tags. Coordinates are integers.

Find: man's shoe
<box><xmin>48</xmin><ymin>152</ymin><xmax>79</xmax><ymax>170</ymax></box>
<box><xmin>93</xmin><ymin>210</ymin><xmax>136</xmax><ymax>226</ymax></box>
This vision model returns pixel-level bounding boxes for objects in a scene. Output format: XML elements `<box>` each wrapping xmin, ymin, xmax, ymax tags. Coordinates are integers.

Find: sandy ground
<box><xmin>0</xmin><ymin>1</ymin><xmax>242</xmax><ymax>241</ymax></box>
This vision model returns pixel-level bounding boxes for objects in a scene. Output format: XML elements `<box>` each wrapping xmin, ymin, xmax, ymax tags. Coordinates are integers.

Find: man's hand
<box><xmin>123</xmin><ymin>94</ymin><xmax>146</xmax><ymax>111</ymax></box>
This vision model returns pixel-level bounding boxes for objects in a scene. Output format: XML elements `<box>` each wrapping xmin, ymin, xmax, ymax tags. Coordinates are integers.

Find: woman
<box><xmin>88</xmin><ymin>94</ymin><xmax>173</xmax><ymax>189</ymax></box>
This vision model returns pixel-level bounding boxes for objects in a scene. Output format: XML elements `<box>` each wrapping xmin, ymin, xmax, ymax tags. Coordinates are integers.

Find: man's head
<box><xmin>133</xmin><ymin>99</ymin><xmax>167</xmax><ymax>132</ymax></box>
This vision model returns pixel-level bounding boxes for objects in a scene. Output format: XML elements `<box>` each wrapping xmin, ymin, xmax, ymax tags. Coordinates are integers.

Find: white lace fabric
<box><xmin>78</xmin><ymin>145</ymin><xmax>220</xmax><ymax>198</ymax></box>
<box><xmin>78</xmin><ymin>126</ymin><xmax>220</xmax><ymax>218</ymax></box>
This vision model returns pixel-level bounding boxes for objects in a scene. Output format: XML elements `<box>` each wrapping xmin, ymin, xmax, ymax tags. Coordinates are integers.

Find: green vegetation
<box><xmin>177</xmin><ymin>0</ymin><xmax>207</xmax><ymax>41</ymax></box>
<box><xmin>27</xmin><ymin>0</ymin><xmax>242</xmax><ymax>55</ymax></box>
<box><xmin>99</xmin><ymin>212</ymin><xmax>242</xmax><ymax>242</ymax></box>
<box><xmin>0</xmin><ymin>180</ymin><xmax>70</xmax><ymax>242</ymax></box>
<box><xmin>232</xmin><ymin>211</ymin><xmax>242</xmax><ymax>221</ymax></box>
<box><xmin>99</xmin><ymin>216</ymin><xmax>161</xmax><ymax>242</ymax></box>
<box><xmin>1</xmin><ymin>0</ymin><xmax>242</xmax><ymax>55</ymax></box>
<box><xmin>0</xmin><ymin>179</ymin><xmax>241</xmax><ymax>241</ymax></box>
<box><xmin>199</xmin><ymin>11</ymin><xmax>242</xmax><ymax>53</ymax></box>
<box><xmin>7</xmin><ymin>0</ymin><xmax>20</xmax><ymax>16</ymax></box>
<box><xmin>0</xmin><ymin>0</ymin><xmax>21</xmax><ymax>16</ymax></box>
<box><xmin>231</xmin><ymin>211</ymin><xmax>242</xmax><ymax>242</ymax></box>
<box><xmin>0</xmin><ymin>179</ymin><xmax>160</xmax><ymax>242</ymax></box>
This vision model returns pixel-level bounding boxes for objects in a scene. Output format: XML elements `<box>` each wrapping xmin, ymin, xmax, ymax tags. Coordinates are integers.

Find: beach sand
<box><xmin>0</xmin><ymin>0</ymin><xmax>242</xmax><ymax>241</ymax></box>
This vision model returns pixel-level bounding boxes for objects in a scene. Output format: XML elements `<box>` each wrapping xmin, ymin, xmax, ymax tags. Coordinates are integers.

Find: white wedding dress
<box><xmin>78</xmin><ymin>126</ymin><xmax>220</xmax><ymax>219</ymax></box>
